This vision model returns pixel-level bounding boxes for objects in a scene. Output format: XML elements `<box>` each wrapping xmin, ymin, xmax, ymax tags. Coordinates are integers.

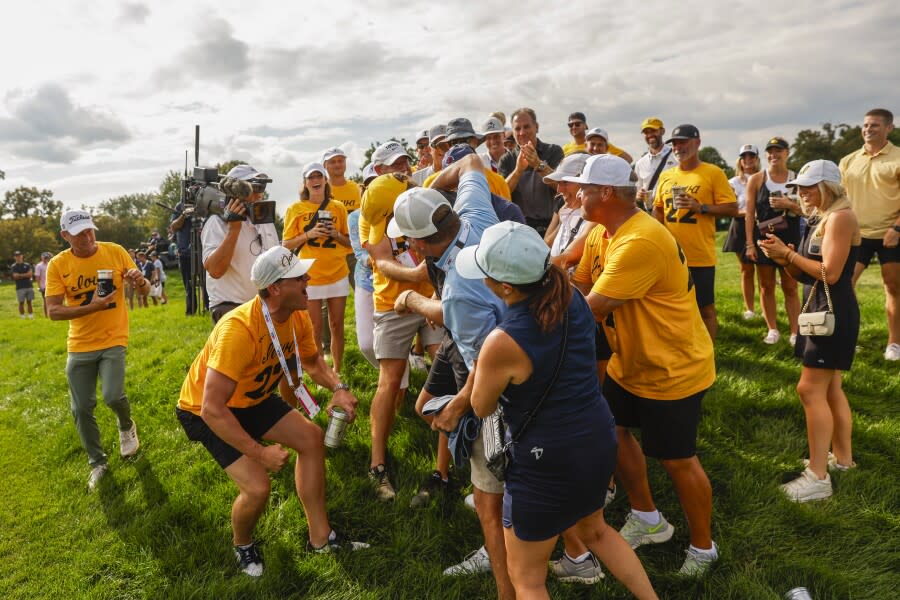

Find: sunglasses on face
<box><xmin>416</xmin><ymin>142</ymin><xmax>428</xmax><ymax>149</ymax></box>
<box><xmin>568</xmin><ymin>122</ymin><xmax>583</xmax><ymax>128</ymax></box>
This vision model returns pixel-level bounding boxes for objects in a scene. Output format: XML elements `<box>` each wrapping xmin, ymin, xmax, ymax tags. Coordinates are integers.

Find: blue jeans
<box><xmin>66</xmin><ymin>346</ymin><xmax>132</xmax><ymax>466</ymax></box>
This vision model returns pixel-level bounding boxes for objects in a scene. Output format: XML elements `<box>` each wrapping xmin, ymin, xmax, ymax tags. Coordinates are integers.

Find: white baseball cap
<box><xmin>429</xmin><ymin>124</ymin><xmax>448</xmax><ymax>147</ymax></box>
<box><xmin>415</xmin><ymin>128</ymin><xmax>430</xmax><ymax>143</ymax></box>
<box><xmin>362</xmin><ymin>162</ymin><xmax>378</xmax><ymax>184</ymax></box>
<box><xmin>303</xmin><ymin>162</ymin><xmax>327</xmax><ymax>178</ymax></box>
<box><xmin>479</xmin><ymin>116</ymin><xmax>505</xmax><ymax>138</ymax></box>
<box><xmin>585</xmin><ymin>127</ymin><xmax>609</xmax><ymax>141</ymax></box>
<box><xmin>372</xmin><ymin>141</ymin><xmax>410</xmax><ymax>166</ymax></box>
<box><xmin>544</xmin><ymin>153</ymin><xmax>589</xmax><ymax>184</ymax></box>
<box><xmin>322</xmin><ymin>147</ymin><xmax>346</xmax><ymax>162</ymax></box>
<box><xmin>250</xmin><ymin>246</ymin><xmax>315</xmax><ymax>289</ymax></box>
<box><xmin>786</xmin><ymin>160</ymin><xmax>842</xmax><ymax>187</ymax></box>
<box><xmin>562</xmin><ymin>154</ymin><xmax>634</xmax><ymax>186</ymax></box>
<box><xmin>456</xmin><ymin>221</ymin><xmax>550</xmax><ymax>285</ymax></box>
<box><xmin>738</xmin><ymin>144</ymin><xmax>759</xmax><ymax>156</ymax></box>
<box><xmin>60</xmin><ymin>210</ymin><xmax>98</xmax><ymax>235</ymax></box>
<box><xmin>386</xmin><ymin>187</ymin><xmax>451</xmax><ymax>239</ymax></box>
<box><xmin>227</xmin><ymin>164</ymin><xmax>262</xmax><ymax>181</ymax></box>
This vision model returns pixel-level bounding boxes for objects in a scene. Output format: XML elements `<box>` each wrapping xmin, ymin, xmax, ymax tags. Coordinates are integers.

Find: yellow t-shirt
<box><xmin>839</xmin><ymin>142</ymin><xmax>900</xmax><ymax>238</ymax></box>
<box><xmin>45</xmin><ymin>242</ymin><xmax>136</xmax><ymax>353</ymax></box>
<box><xmin>283</xmin><ymin>199</ymin><xmax>350</xmax><ymax>286</ymax></box>
<box><xmin>361</xmin><ymin>175</ymin><xmax>434</xmax><ymax>312</ymax></box>
<box><xmin>178</xmin><ymin>297</ymin><xmax>319</xmax><ymax>415</ymax></box>
<box><xmin>563</xmin><ymin>141</ymin><xmax>628</xmax><ymax>158</ymax></box>
<box><xmin>653</xmin><ymin>162</ymin><xmax>736</xmax><ymax>267</ymax></box>
<box><xmin>592</xmin><ymin>211</ymin><xmax>715</xmax><ymax>400</ymax></box>
<box><xmin>330</xmin><ymin>180</ymin><xmax>362</xmax><ymax>213</ymax></box>
<box><xmin>573</xmin><ymin>223</ymin><xmax>610</xmax><ymax>286</ymax></box>
<box><xmin>422</xmin><ymin>168</ymin><xmax>512</xmax><ymax>201</ymax></box>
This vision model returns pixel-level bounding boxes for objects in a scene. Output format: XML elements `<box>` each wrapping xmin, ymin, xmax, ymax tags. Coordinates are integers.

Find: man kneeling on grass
<box><xmin>175</xmin><ymin>246</ymin><xmax>368</xmax><ymax>577</ymax></box>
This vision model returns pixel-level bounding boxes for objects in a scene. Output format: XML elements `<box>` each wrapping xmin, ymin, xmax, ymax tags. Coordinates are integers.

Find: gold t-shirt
<box><xmin>178</xmin><ymin>297</ymin><xmax>319</xmax><ymax>415</ymax></box>
<box><xmin>653</xmin><ymin>162</ymin><xmax>736</xmax><ymax>267</ymax></box>
<box><xmin>283</xmin><ymin>199</ymin><xmax>350</xmax><ymax>286</ymax></box>
<box><xmin>591</xmin><ymin>212</ymin><xmax>715</xmax><ymax>399</ymax></box>
<box><xmin>45</xmin><ymin>242</ymin><xmax>137</xmax><ymax>353</ymax></box>
<box><xmin>330</xmin><ymin>180</ymin><xmax>362</xmax><ymax>213</ymax></box>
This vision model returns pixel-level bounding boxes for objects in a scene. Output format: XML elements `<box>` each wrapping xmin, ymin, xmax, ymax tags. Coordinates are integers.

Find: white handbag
<box><xmin>797</xmin><ymin>262</ymin><xmax>835</xmax><ymax>337</ymax></box>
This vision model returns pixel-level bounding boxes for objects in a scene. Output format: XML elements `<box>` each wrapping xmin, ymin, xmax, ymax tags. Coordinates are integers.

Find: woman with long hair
<box><xmin>723</xmin><ymin>144</ymin><xmax>761</xmax><ymax>319</ymax></box>
<box><xmin>283</xmin><ymin>163</ymin><xmax>352</xmax><ymax>373</ymax></box>
<box><xmin>759</xmin><ymin>160</ymin><xmax>860</xmax><ymax>502</ymax></box>
<box><xmin>457</xmin><ymin>221</ymin><xmax>657</xmax><ymax>599</ymax></box>
<box><xmin>745</xmin><ymin>137</ymin><xmax>803</xmax><ymax>345</ymax></box>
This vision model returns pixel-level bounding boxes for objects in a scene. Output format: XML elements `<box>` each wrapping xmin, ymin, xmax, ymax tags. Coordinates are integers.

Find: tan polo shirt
<box><xmin>839</xmin><ymin>141</ymin><xmax>900</xmax><ymax>238</ymax></box>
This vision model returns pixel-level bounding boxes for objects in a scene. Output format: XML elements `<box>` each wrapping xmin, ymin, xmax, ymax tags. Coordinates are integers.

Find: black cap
<box><xmin>665</xmin><ymin>124</ymin><xmax>700</xmax><ymax>143</ymax></box>
<box><xmin>444</xmin><ymin>118</ymin><xmax>478</xmax><ymax>143</ymax></box>
<box><xmin>765</xmin><ymin>136</ymin><xmax>790</xmax><ymax>151</ymax></box>
<box><xmin>568</xmin><ymin>111</ymin><xmax>587</xmax><ymax>124</ymax></box>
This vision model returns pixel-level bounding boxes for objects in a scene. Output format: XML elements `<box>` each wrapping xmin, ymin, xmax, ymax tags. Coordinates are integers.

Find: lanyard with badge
<box><xmin>260</xmin><ymin>300</ymin><xmax>320</xmax><ymax>418</ymax></box>
<box><xmin>441</xmin><ymin>221</ymin><xmax>471</xmax><ymax>272</ymax></box>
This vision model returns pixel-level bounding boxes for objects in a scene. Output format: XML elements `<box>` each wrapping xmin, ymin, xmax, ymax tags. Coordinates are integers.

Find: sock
<box><xmin>328</xmin><ymin>530</ymin><xmax>337</xmax><ymax>542</ymax></box>
<box><xmin>236</xmin><ymin>542</ymin><xmax>254</xmax><ymax>549</ymax></box>
<box><xmin>689</xmin><ymin>543</ymin><xmax>718</xmax><ymax>558</ymax></box>
<box><xmin>632</xmin><ymin>509</ymin><xmax>661</xmax><ymax>525</ymax></box>
<box><xmin>565</xmin><ymin>551</ymin><xmax>591</xmax><ymax>563</ymax></box>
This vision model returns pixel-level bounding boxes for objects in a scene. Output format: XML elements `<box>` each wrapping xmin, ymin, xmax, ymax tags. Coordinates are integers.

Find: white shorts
<box><xmin>307</xmin><ymin>278</ymin><xmax>350</xmax><ymax>300</ymax></box>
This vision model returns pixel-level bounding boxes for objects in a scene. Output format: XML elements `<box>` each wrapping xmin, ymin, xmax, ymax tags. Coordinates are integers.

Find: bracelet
<box><xmin>787</xmin><ymin>252</ymin><xmax>797</xmax><ymax>266</ymax></box>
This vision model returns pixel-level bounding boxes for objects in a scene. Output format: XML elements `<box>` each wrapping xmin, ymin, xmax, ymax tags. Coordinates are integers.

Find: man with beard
<box><xmin>634</xmin><ymin>117</ymin><xmax>678</xmax><ymax>210</ymax></box>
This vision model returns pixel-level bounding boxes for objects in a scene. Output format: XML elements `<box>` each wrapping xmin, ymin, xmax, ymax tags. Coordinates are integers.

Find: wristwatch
<box><xmin>333</xmin><ymin>382</ymin><xmax>350</xmax><ymax>393</ymax></box>
<box><xmin>536</xmin><ymin>160</ymin><xmax>548</xmax><ymax>172</ymax></box>
<box><xmin>700</xmin><ymin>204</ymin><xmax>709</xmax><ymax>215</ymax></box>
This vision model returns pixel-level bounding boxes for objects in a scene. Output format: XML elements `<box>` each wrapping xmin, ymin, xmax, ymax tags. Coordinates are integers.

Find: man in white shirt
<box><xmin>633</xmin><ymin>117</ymin><xmax>678</xmax><ymax>210</ymax></box>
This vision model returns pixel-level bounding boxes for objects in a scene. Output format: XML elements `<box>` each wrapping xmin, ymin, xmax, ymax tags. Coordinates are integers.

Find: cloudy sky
<box><xmin>1</xmin><ymin>0</ymin><xmax>897</xmax><ymax>216</ymax></box>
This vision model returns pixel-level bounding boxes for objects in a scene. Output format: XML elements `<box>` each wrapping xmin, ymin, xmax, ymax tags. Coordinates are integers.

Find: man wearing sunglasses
<box><xmin>202</xmin><ymin>164</ymin><xmax>280</xmax><ymax>323</ymax></box>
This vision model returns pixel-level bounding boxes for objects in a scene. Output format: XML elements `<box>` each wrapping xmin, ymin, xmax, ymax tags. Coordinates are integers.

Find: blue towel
<box><xmin>448</xmin><ymin>410</ymin><xmax>481</xmax><ymax>467</ymax></box>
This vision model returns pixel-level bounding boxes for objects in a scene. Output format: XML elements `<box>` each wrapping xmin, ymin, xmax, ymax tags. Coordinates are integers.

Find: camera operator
<box><xmin>171</xmin><ymin>201</ymin><xmax>204</xmax><ymax>315</ymax></box>
<box><xmin>202</xmin><ymin>164</ymin><xmax>279</xmax><ymax>323</ymax></box>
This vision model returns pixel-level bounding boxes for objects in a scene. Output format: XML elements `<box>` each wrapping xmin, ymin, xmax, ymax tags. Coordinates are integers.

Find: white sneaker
<box><xmin>88</xmin><ymin>463</ymin><xmax>108</xmax><ymax>490</ymax></box>
<box><xmin>443</xmin><ymin>545</ymin><xmax>491</xmax><ymax>576</ymax></box>
<box><xmin>678</xmin><ymin>542</ymin><xmax>719</xmax><ymax>576</ymax></box>
<box><xmin>549</xmin><ymin>553</ymin><xmax>604</xmax><ymax>584</ymax></box>
<box><xmin>802</xmin><ymin>452</ymin><xmax>857</xmax><ymax>472</ymax></box>
<box><xmin>885</xmin><ymin>343</ymin><xmax>900</xmax><ymax>361</ymax></box>
<box><xmin>789</xmin><ymin>333</ymin><xmax>797</xmax><ymax>347</ymax></box>
<box><xmin>28</xmin><ymin>314</ymin><xmax>34</xmax><ymax>320</ymax></box>
<box><xmin>742</xmin><ymin>310</ymin><xmax>756</xmax><ymax>321</ymax></box>
<box><xmin>119</xmin><ymin>421</ymin><xmax>140</xmax><ymax>457</ymax></box>
<box><xmin>464</xmin><ymin>493</ymin><xmax>476</xmax><ymax>511</ymax></box>
<box><xmin>780</xmin><ymin>467</ymin><xmax>832</xmax><ymax>502</ymax></box>
<box><xmin>408</xmin><ymin>352</ymin><xmax>427</xmax><ymax>372</ymax></box>
<box><xmin>763</xmin><ymin>329</ymin><xmax>781</xmax><ymax>345</ymax></box>
<box><xmin>619</xmin><ymin>512</ymin><xmax>675</xmax><ymax>549</ymax></box>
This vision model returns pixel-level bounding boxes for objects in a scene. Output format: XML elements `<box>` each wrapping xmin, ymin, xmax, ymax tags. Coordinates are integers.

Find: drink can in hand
<box><xmin>324</xmin><ymin>407</ymin><xmax>349</xmax><ymax>448</ymax></box>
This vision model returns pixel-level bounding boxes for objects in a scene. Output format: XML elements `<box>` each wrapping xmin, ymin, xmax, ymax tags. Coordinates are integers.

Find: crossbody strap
<box><xmin>297</xmin><ymin>196</ymin><xmax>331</xmax><ymax>249</ymax></box>
<box><xmin>646</xmin><ymin>149</ymin><xmax>671</xmax><ymax>193</ymax></box>
<box><xmin>801</xmin><ymin>262</ymin><xmax>834</xmax><ymax>314</ymax></box>
<box><xmin>508</xmin><ymin>308</ymin><xmax>570</xmax><ymax>445</ymax></box>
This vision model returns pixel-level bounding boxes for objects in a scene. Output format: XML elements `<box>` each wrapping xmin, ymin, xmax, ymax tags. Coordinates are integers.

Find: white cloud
<box><xmin>0</xmin><ymin>0</ymin><xmax>898</xmax><ymax>208</ymax></box>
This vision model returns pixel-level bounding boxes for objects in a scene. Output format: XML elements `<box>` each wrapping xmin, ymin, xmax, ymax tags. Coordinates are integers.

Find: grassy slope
<box><xmin>0</xmin><ymin>242</ymin><xmax>897</xmax><ymax>600</ymax></box>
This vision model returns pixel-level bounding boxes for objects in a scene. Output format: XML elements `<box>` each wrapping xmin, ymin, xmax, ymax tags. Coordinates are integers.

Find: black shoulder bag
<box><xmin>484</xmin><ymin>309</ymin><xmax>570</xmax><ymax>482</ymax></box>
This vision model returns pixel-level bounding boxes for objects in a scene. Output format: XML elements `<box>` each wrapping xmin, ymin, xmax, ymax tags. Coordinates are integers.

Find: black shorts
<box><xmin>689</xmin><ymin>266</ymin><xmax>715</xmax><ymax>308</ymax></box>
<box><xmin>176</xmin><ymin>395</ymin><xmax>294</xmax><ymax>468</ymax></box>
<box><xmin>424</xmin><ymin>335</ymin><xmax>469</xmax><ymax>397</ymax></box>
<box><xmin>857</xmin><ymin>237</ymin><xmax>900</xmax><ymax>267</ymax></box>
<box><xmin>595</xmin><ymin>322</ymin><xmax>612</xmax><ymax>361</ymax></box>
<box><xmin>602</xmin><ymin>377</ymin><xmax>705</xmax><ymax>460</ymax></box>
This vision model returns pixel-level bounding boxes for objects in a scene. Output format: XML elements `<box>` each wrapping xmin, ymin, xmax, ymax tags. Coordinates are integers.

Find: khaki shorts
<box><xmin>470</xmin><ymin>425</ymin><xmax>505</xmax><ymax>494</ymax></box>
<box><xmin>373</xmin><ymin>310</ymin><xmax>443</xmax><ymax>360</ymax></box>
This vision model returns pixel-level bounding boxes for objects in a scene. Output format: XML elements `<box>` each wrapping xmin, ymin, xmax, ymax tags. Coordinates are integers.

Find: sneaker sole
<box><xmin>628</xmin><ymin>522</ymin><xmax>675</xmax><ymax>549</ymax></box>
<box><xmin>554</xmin><ymin>573</ymin><xmax>604</xmax><ymax>584</ymax></box>
<box><xmin>793</xmin><ymin>490</ymin><xmax>833</xmax><ymax>502</ymax></box>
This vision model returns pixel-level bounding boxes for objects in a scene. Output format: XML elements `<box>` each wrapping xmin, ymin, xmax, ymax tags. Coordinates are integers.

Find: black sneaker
<box><xmin>234</xmin><ymin>542</ymin><xmax>264</xmax><ymax>577</ymax></box>
<box><xmin>410</xmin><ymin>471</ymin><xmax>450</xmax><ymax>508</ymax></box>
<box><xmin>306</xmin><ymin>530</ymin><xmax>371</xmax><ymax>554</ymax></box>
<box><xmin>368</xmin><ymin>464</ymin><xmax>396</xmax><ymax>501</ymax></box>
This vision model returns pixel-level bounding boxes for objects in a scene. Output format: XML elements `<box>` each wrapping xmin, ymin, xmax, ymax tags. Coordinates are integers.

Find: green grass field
<box><xmin>1</xmin><ymin>242</ymin><xmax>898</xmax><ymax>600</ymax></box>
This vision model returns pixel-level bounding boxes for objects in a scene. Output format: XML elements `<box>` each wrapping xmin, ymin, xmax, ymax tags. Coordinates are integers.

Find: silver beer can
<box><xmin>324</xmin><ymin>407</ymin><xmax>349</xmax><ymax>448</ymax></box>
<box><xmin>784</xmin><ymin>587</ymin><xmax>813</xmax><ymax>600</ymax></box>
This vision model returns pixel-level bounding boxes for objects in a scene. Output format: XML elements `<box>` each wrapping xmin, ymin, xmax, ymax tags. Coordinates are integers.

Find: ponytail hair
<box><xmin>513</xmin><ymin>265</ymin><xmax>572</xmax><ymax>334</ymax></box>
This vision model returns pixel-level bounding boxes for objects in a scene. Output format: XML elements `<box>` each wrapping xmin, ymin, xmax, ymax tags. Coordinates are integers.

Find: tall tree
<box><xmin>699</xmin><ymin>147</ymin><xmax>734</xmax><ymax>178</ymax></box>
<box><xmin>1</xmin><ymin>186</ymin><xmax>62</xmax><ymax>221</ymax></box>
<box><xmin>0</xmin><ymin>217</ymin><xmax>61</xmax><ymax>264</ymax></box>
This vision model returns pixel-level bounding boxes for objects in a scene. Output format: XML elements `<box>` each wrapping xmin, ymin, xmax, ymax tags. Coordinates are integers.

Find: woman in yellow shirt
<box><xmin>283</xmin><ymin>163</ymin><xmax>351</xmax><ymax>373</ymax></box>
